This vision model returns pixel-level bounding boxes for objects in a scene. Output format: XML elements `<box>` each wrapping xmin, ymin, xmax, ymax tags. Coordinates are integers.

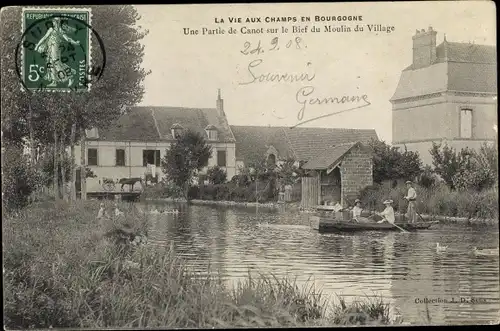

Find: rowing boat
<box><xmin>310</xmin><ymin>216</ymin><xmax>438</xmax><ymax>233</ymax></box>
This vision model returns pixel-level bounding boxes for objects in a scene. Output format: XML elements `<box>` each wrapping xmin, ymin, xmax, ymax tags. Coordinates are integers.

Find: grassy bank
<box><xmin>360</xmin><ymin>183</ymin><xmax>498</xmax><ymax>221</ymax></box>
<box><xmin>3</xmin><ymin>200</ymin><xmax>399</xmax><ymax>328</ymax></box>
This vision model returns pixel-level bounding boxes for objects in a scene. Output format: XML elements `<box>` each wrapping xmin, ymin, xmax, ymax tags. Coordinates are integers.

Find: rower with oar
<box><xmin>376</xmin><ymin>199</ymin><xmax>409</xmax><ymax>232</ymax></box>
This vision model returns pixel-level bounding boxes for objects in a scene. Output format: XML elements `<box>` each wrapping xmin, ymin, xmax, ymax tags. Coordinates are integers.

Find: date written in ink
<box><xmin>240</xmin><ymin>37</ymin><xmax>306</xmax><ymax>55</ymax></box>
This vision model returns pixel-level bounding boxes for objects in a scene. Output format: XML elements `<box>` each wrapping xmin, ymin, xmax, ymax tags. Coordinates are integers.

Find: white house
<box><xmin>74</xmin><ymin>90</ymin><xmax>237</xmax><ymax>192</ymax></box>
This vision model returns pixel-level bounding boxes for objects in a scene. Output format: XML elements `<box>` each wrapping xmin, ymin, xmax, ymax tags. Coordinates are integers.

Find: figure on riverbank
<box><xmin>404</xmin><ymin>181</ymin><xmax>417</xmax><ymax>223</ymax></box>
<box><xmin>376</xmin><ymin>200</ymin><xmax>395</xmax><ymax>224</ymax></box>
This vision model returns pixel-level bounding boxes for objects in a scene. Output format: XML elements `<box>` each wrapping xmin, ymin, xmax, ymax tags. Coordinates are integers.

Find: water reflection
<box><xmin>141</xmin><ymin>202</ymin><xmax>499</xmax><ymax>325</ymax></box>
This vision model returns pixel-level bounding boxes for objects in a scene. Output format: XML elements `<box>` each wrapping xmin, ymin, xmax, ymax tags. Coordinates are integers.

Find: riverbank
<box><xmin>146</xmin><ymin>197</ymin><xmax>282</xmax><ymax>210</ymax></box>
<box><xmin>4</xmin><ymin>200</ymin><xmax>401</xmax><ymax>328</ymax></box>
<box><xmin>146</xmin><ymin>197</ymin><xmax>497</xmax><ymax>226</ymax></box>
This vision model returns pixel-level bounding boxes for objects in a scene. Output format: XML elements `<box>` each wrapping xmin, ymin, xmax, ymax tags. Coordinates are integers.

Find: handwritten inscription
<box><xmin>239</xmin><ymin>60</ymin><xmax>315</xmax><ymax>85</ymax></box>
<box><xmin>240</xmin><ymin>37</ymin><xmax>305</xmax><ymax>56</ymax></box>
<box><xmin>295</xmin><ymin>86</ymin><xmax>370</xmax><ymax>121</ymax></box>
<box><xmin>235</xmin><ymin>34</ymin><xmax>370</xmax><ymax>127</ymax></box>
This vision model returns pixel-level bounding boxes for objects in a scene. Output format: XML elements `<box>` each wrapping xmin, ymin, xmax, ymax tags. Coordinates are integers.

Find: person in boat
<box><xmin>351</xmin><ymin>199</ymin><xmax>372</xmax><ymax>223</ymax></box>
<box><xmin>404</xmin><ymin>180</ymin><xmax>417</xmax><ymax>223</ymax></box>
<box><xmin>376</xmin><ymin>200</ymin><xmax>395</xmax><ymax>224</ymax></box>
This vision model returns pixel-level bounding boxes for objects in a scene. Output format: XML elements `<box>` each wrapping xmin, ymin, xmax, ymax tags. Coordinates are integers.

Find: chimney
<box><xmin>216</xmin><ymin>89</ymin><xmax>225</xmax><ymax>117</ymax></box>
<box><xmin>412</xmin><ymin>26</ymin><xmax>437</xmax><ymax>69</ymax></box>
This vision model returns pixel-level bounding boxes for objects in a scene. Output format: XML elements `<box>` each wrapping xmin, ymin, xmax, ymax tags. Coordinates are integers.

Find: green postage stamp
<box><xmin>21</xmin><ymin>7</ymin><xmax>92</xmax><ymax>92</ymax></box>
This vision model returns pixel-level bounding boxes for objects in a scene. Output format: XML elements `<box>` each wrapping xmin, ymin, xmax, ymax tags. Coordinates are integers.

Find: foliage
<box><xmin>368</xmin><ymin>139</ymin><xmax>422</xmax><ymax>184</ymax></box>
<box><xmin>416</xmin><ymin>165</ymin><xmax>439</xmax><ymax>189</ymax></box>
<box><xmin>429</xmin><ymin>142</ymin><xmax>471</xmax><ymax>189</ymax></box>
<box><xmin>276</xmin><ymin>158</ymin><xmax>301</xmax><ymax>186</ymax></box>
<box><xmin>4</xmin><ymin>201</ymin><xmax>397</xmax><ymax>328</ymax></box>
<box><xmin>142</xmin><ymin>181</ymin><xmax>185</xmax><ymax>199</ymax></box>
<box><xmin>430</xmin><ymin>142</ymin><xmax>498</xmax><ymax>191</ymax></box>
<box><xmin>2</xmin><ymin>145</ymin><xmax>42</xmax><ymax>211</ymax></box>
<box><xmin>207</xmin><ymin>165</ymin><xmax>227</xmax><ymax>185</ymax></box>
<box><xmin>359</xmin><ymin>182</ymin><xmax>498</xmax><ymax>220</ymax></box>
<box><xmin>161</xmin><ymin>130</ymin><xmax>212</xmax><ymax>197</ymax></box>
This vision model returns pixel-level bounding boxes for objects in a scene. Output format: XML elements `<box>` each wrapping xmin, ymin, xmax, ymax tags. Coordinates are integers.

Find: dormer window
<box><xmin>171</xmin><ymin>123</ymin><xmax>184</xmax><ymax>139</ymax></box>
<box><xmin>205</xmin><ymin>124</ymin><xmax>218</xmax><ymax>140</ymax></box>
<box><xmin>85</xmin><ymin>127</ymin><xmax>99</xmax><ymax>139</ymax></box>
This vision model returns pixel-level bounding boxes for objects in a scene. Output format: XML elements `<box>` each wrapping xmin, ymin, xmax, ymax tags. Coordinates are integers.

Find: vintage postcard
<box><xmin>2</xmin><ymin>2</ymin><xmax>498</xmax><ymax>328</ymax></box>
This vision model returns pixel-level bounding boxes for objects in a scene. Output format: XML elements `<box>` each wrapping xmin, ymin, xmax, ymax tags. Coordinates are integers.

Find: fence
<box><xmin>301</xmin><ymin>176</ymin><xmax>320</xmax><ymax>209</ymax></box>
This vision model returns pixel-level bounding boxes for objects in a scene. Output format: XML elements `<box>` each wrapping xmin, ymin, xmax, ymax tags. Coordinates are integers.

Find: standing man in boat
<box><xmin>404</xmin><ymin>180</ymin><xmax>417</xmax><ymax>223</ymax></box>
<box><xmin>376</xmin><ymin>200</ymin><xmax>395</xmax><ymax>224</ymax></box>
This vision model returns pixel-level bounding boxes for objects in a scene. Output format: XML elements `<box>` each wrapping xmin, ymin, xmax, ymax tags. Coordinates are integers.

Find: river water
<box><xmin>142</xmin><ymin>202</ymin><xmax>499</xmax><ymax>325</ymax></box>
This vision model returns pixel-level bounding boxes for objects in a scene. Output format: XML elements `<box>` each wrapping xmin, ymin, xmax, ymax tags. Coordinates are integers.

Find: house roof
<box><xmin>391</xmin><ymin>41</ymin><xmax>497</xmax><ymax>101</ymax></box>
<box><xmin>230</xmin><ymin>126</ymin><xmax>378</xmax><ymax>164</ymax></box>
<box><xmin>95</xmin><ymin>106</ymin><xmax>235</xmax><ymax>142</ymax></box>
<box><xmin>435</xmin><ymin>42</ymin><xmax>496</xmax><ymax>64</ymax></box>
<box><xmin>301</xmin><ymin>142</ymin><xmax>360</xmax><ymax>170</ymax></box>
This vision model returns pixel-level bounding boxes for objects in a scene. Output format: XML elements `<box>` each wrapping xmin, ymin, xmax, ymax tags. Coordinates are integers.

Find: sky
<box><xmin>135</xmin><ymin>2</ymin><xmax>496</xmax><ymax>143</ymax></box>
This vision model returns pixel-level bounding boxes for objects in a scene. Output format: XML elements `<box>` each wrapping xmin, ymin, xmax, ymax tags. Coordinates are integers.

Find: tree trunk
<box><xmin>60</xmin><ymin>131</ymin><xmax>67</xmax><ymax>201</ymax></box>
<box><xmin>80</xmin><ymin>128</ymin><xmax>87</xmax><ymax>200</ymax></box>
<box><xmin>69</xmin><ymin>123</ymin><xmax>77</xmax><ymax>201</ymax></box>
<box><xmin>53</xmin><ymin>123</ymin><xmax>59</xmax><ymax>200</ymax></box>
<box><xmin>28</xmin><ymin>104</ymin><xmax>36</xmax><ymax>168</ymax></box>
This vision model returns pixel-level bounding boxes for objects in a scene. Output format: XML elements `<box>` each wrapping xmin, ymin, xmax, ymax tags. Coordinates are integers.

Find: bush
<box><xmin>417</xmin><ymin>165</ymin><xmax>438</xmax><ymax>189</ymax></box>
<box><xmin>143</xmin><ymin>181</ymin><xmax>184</xmax><ymax>199</ymax></box>
<box><xmin>188</xmin><ymin>185</ymin><xmax>200</xmax><ymax>199</ymax></box>
<box><xmin>429</xmin><ymin>142</ymin><xmax>497</xmax><ymax>191</ymax></box>
<box><xmin>360</xmin><ymin>182</ymin><xmax>498</xmax><ymax>220</ymax></box>
<box><xmin>368</xmin><ymin>139</ymin><xmax>422</xmax><ymax>184</ymax></box>
<box><xmin>207</xmin><ymin>166</ymin><xmax>227</xmax><ymax>185</ymax></box>
<box><xmin>2</xmin><ymin>145</ymin><xmax>42</xmax><ymax>212</ymax></box>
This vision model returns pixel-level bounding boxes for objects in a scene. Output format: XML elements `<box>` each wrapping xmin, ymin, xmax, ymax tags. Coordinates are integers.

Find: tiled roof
<box><xmin>96</xmin><ymin>107</ymin><xmax>235</xmax><ymax>142</ymax></box>
<box><xmin>435</xmin><ymin>42</ymin><xmax>496</xmax><ymax>64</ymax></box>
<box><xmin>392</xmin><ymin>41</ymin><xmax>497</xmax><ymax>101</ymax></box>
<box><xmin>97</xmin><ymin>107</ymin><xmax>159</xmax><ymax>141</ymax></box>
<box><xmin>230</xmin><ymin>126</ymin><xmax>293</xmax><ymax>164</ymax></box>
<box><xmin>302</xmin><ymin>142</ymin><xmax>359</xmax><ymax>170</ymax></box>
<box><xmin>230</xmin><ymin>126</ymin><xmax>378</xmax><ymax>164</ymax></box>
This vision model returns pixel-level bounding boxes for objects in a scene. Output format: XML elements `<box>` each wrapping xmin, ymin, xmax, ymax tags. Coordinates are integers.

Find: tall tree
<box><xmin>162</xmin><ymin>130</ymin><xmax>212</xmax><ymax>199</ymax></box>
<box><xmin>1</xmin><ymin>6</ymin><xmax>150</xmax><ymax>201</ymax></box>
<box><xmin>368</xmin><ymin>139</ymin><xmax>422</xmax><ymax>184</ymax></box>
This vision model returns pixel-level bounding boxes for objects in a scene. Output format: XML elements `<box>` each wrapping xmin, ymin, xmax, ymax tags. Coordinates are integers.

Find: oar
<box><xmin>391</xmin><ymin>222</ymin><xmax>409</xmax><ymax>233</ymax></box>
<box><xmin>368</xmin><ymin>212</ymin><xmax>407</xmax><ymax>232</ymax></box>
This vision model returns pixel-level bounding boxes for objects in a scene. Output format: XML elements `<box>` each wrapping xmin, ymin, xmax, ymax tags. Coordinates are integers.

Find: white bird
<box><xmin>473</xmin><ymin>247</ymin><xmax>499</xmax><ymax>257</ymax></box>
<box><xmin>436</xmin><ymin>242</ymin><xmax>448</xmax><ymax>252</ymax></box>
<box><xmin>150</xmin><ymin>208</ymin><xmax>160</xmax><ymax>215</ymax></box>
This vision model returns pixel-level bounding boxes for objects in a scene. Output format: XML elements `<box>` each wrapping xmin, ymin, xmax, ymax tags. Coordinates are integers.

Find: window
<box><xmin>267</xmin><ymin>154</ymin><xmax>276</xmax><ymax>168</ymax></box>
<box><xmin>460</xmin><ymin>108</ymin><xmax>473</xmax><ymax>138</ymax></box>
<box><xmin>143</xmin><ymin>149</ymin><xmax>161</xmax><ymax>166</ymax></box>
<box><xmin>206</xmin><ymin>129</ymin><xmax>218</xmax><ymax>140</ymax></box>
<box><xmin>217</xmin><ymin>150</ymin><xmax>226</xmax><ymax>167</ymax></box>
<box><xmin>88</xmin><ymin>148</ymin><xmax>98</xmax><ymax>166</ymax></box>
<box><xmin>116</xmin><ymin>149</ymin><xmax>125</xmax><ymax>166</ymax></box>
<box><xmin>85</xmin><ymin>128</ymin><xmax>99</xmax><ymax>139</ymax></box>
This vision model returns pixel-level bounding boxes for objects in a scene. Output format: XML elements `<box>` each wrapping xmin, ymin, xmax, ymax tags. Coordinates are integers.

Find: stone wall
<box><xmin>340</xmin><ymin>145</ymin><xmax>373</xmax><ymax>207</ymax></box>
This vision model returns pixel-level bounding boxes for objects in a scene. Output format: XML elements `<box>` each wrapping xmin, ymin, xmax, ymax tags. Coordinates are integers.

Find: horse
<box><xmin>118</xmin><ymin>177</ymin><xmax>144</xmax><ymax>191</ymax></box>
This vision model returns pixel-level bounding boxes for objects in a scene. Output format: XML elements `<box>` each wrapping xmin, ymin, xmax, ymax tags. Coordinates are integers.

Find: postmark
<box><xmin>16</xmin><ymin>7</ymin><xmax>105</xmax><ymax>92</ymax></box>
